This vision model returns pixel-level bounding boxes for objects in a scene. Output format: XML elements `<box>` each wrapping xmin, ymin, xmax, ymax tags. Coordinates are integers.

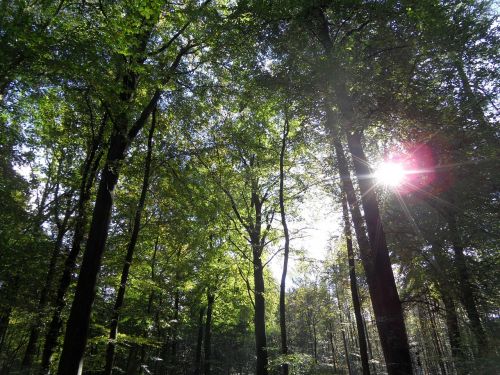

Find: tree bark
<box><xmin>278</xmin><ymin>113</ymin><xmax>290</xmax><ymax>375</ymax></box>
<box><xmin>438</xmin><ymin>284</ymin><xmax>464</xmax><ymax>373</ymax></box>
<box><xmin>39</xmin><ymin>115</ymin><xmax>106</xmax><ymax>375</ymax></box>
<box><xmin>21</xmin><ymin>226</ymin><xmax>66</xmax><ymax>373</ymax></box>
<box><xmin>325</xmin><ymin>104</ymin><xmax>410</xmax><ymax>374</ymax></box>
<box><xmin>327</xmin><ymin>326</ymin><xmax>338</xmax><ymax>373</ymax></box>
<box><xmin>56</xmin><ymin>89</ymin><xmax>161</xmax><ymax>375</ymax></box>
<box><xmin>345</xmin><ymin>131</ymin><xmax>412</xmax><ymax>374</ymax></box>
<box><xmin>453</xmin><ymin>57</ymin><xmax>488</xmax><ymax>129</ymax></box>
<box><xmin>22</xmin><ymin>164</ymin><xmax>73</xmax><ymax>374</ymax></box>
<box><xmin>427</xmin><ymin>299</ymin><xmax>448</xmax><ymax>375</ymax></box>
<box><xmin>253</xmin><ymin>254</ymin><xmax>268</xmax><ymax>375</ymax></box>
<box><xmin>334</xmin><ymin>285</ymin><xmax>352</xmax><ymax>375</ymax></box>
<box><xmin>447</xmin><ymin>213</ymin><xmax>487</xmax><ymax>351</ymax></box>
<box><xmin>194</xmin><ymin>306</ymin><xmax>205</xmax><ymax>375</ymax></box>
<box><xmin>203</xmin><ymin>292</ymin><xmax>214</xmax><ymax>375</ymax></box>
<box><xmin>0</xmin><ymin>277</ymin><xmax>18</xmax><ymax>355</ymax></box>
<box><xmin>103</xmin><ymin>108</ymin><xmax>156</xmax><ymax>375</ymax></box>
<box><xmin>310</xmin><ymin>7</ymin><xmax>412</xmax><ymax>373</ymax></box>
<box><xmin>341</xmin><ymin>192</ymin><xmax>371</xmax><ymax>375</ymax></box>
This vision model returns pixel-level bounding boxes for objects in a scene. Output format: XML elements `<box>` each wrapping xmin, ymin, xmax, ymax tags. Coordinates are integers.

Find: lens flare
<box><xmin>374</xmin><ymin>161</ymin><xmax>406</xmax><ymax>187</ymax></box>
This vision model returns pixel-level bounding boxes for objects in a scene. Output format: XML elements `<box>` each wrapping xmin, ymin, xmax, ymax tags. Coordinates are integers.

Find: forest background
<box><xmin>0</xmin><ymin>1</ymin><xmax>499</xmax><ymax>375</ymax></box>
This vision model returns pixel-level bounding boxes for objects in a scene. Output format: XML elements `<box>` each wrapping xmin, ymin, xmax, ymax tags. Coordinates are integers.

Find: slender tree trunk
<box><xmin>453</xmin><ymin>57</ymin><xmax>488</xmax><ymax>129</ymax></box>
<box><xmin>438</xmin><ymin>284</ymin><xmax>464</xmax><ymax>374</ymax></box>
<box><xmin>104</xmin><ymin>109</ymin><xmax>156</xmax><ymax>375</ymax></box>
<box><xmin>325</xmin><ymin>103</ymin><xmax>410</xmax><ymax>374</ymax></box>
<box><xmin>125</xmin><ymin>345</ymin><xmax>139</xmax><ymax>375</ymax></box>
<box><xmin>278</xmin><ymin>114</ymin><xmax>290</xmax><ymax>375</ymax></box>
<box><xmin>0</xmin><ymin>276</ymin><xmax>19</xmax><ymax>357</ymax></box>
<box><xmin>22</xmin><ymin>174</ymin><xmax>73</xmax><ymax>374</ymax></box>
<box><xmin>170</xmin><ymin>289</ymin><xmax>180</xmax><ymax>371</ymax></box>
<box><xmin>56</xmin><ymin>89</ymin><xmax>160</xmax><ymax>375</ymax></box>
<box><xmin>194</xmin><ymin>307</ymin><xmax>205</xmax><ymax>375</ymax></box>
<box><xmin>312</xmin><ymin>318</ymin><xmax>318</xmax><ymax>363</ymax></box>
<box><xmin>21</xmin><ymin>228</ymin><xmax>66</xmax><ymax>373</ymax></box>
<box><xmin>219</xmin><ymin>161</ymin><xmax>270</xmax><ymax>375</ymax></box>
<box><xmin>253</xmin><ymin>254</ymin><xmax>268</xmax><ymax>375</ymax></box>
<box><xmin>311</xmin><ymin>7</ymin><xmax>412</xmax><ymax>373</ymax></box>
<box><xmin>362</xmin><ymin>313</ymin><xmax>377</xmax><ymax>375</ymax></box>
<box><xmin>204</xmin><ymin>293</ymin><xmax>214</xmax><ymax>375</ymax></box>
<box><xmin>342</xmin><ymin>329</ymin><xmax>352</xmax><ymax>375</ymax></box>
<box><xmin>335</xmin><ymin>286</ymin><xmax>352</xmax><ymax>375</ymax></box>
<box><xmin>39</xmin><ymin>116</ymin><xmax>106</xmax><ymax>375</ymax></box>
<box><xmin>0</xmin><ymin>307</ymin><xmax>11</xmax><ymax>353</ymax></box>
<box><xmin>345</xmin><ymin>131</ymin><xmax>412</xmax><ymax>374</ymax></box>
<box><xmin>327</xmin><ymin>327</ymin><xmax>338</xmax><ymax>373</ymax></box>
<box><xmin>447</xmin><ymin>213</ymin><xmax>486</xmax><ymax>351</ymax></box>
<box><xmin>341</xmin><ymin>192</ymin><xmax>371</xmax><ymax>375</ymax></box>
<box><xmin>425</xmin><ymin>298</ymin><xmax>447</xmax><ymax>375</ymax></box>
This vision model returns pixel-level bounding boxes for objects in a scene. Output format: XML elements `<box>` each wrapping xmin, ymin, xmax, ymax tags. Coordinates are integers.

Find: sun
<box><xmin>374</xmin><ymin>161</ymin><xmax>406</xmax><ymax>187</ymax></box>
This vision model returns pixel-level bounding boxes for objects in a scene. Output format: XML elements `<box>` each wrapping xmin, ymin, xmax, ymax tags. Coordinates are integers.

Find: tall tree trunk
<box><xmin>0</xmin><ymin>307</ymin><xmax>11</xmax><ymax>354</ymax></box>
<box><xmin>341</xmin><ymin>192</ymin><xmax>371</xmax><ymax>375</ymax></box>
<box><xmin>278</xmin><ymin>113</ymin><xmax>290</xmax><ymax>375</ymax></box>
<box><xmin>39</xmin><ymin>115</ymin><xmax>105</xmax><ymax>375</ymax></box>
<box><xmin>342</xmin><ymin>329</ymin><xmax>353</xmax><ymax>375</ymax></box>
<box><xmin>310</xmin><ymin>7</ymin><xmax>412</xmax><ymax>373</ymax></box>
<box><xmin>253</xmin><ymin>254</ymin><xmax>268</xmax><ymax>375</ymax></box>
<box><xmin>312</xmin><ymin>317</ymin><xmax>318</xmax><ymax>363</ymax></box>
<box><xmin>56</xmin><ymin>89</ymin><xmax>160</xmax><ymax>375</ymax></box>
<box><xmin>327</xmin><ymin>327</ymin><xmax>338</xmax><ymax>373</ymax></box>
<box><xmin>362</xmin><ymin>314</ymin><xmax>377</xmax><ymax>375</ymax></box>
<box><xmin>325</xmin><ymin>103</ymin><xmax>410</xmax><ymax>374</ymax></box>
<box><xmin>194</xmin><ymin>307</ymin><xmax>205</xmax><ymax>375</ymax></box>
<box><xmin>248</xmin><ymin>181</ymin><xmax>269</xmax><ymax>375</ymax></box>
<box><xmin>219</xmin><ymin>160</ymin><xmax>270</xmax><ymax>375</ymax></box>
<box><xmin>22</xmin><ymin>166</ymin><xmax>73</xmax><ymax>374</ymax></box>
<box><xmin>335</xmin><ymin>285</ymin><xmax>352</xmax><ymax>375</ymax></box>
<box><xmin>345</xmin><ymin>131</ymin><xmax>412</xmax><ymax>374</ymax></box>
<box><xmin>453</xmin><ymin>57</ymin><xmax>488</xmax><ymax>129</ymax></box>
<box><xmin>0</xmin><ymin>277</ymin><xmax>18</xmax><ymax>355</ymax></box>
<box><xmin>104</xmin><ymin>109</ymin><xmax>156</xmax><ymax>375</ymax></box>
<box><xmin>427</xmin><ymin>299</ymin><xmax>448</xmax><ymax>375</ymax></box>
<box><xmin>203</xmin><ymin>293</ymin><xmax>214</xmax><ymax>375</ymax></box>
<box><xmin>446</xmin><ymin>213</ymin><xmax>486</xmax><ymax>351</ymax></box>
<box><xmin>170</xmin><ymin>288</ymin><xmax>180</xmax><ymax>371</ymax></box>
<box><xmin>438</xmin><ymin>283</ymin><xmax>464</xmax><ymax>374</ymax></box>
<box><xmin>21</xmin><ymin>227</ymin><xmax>66</xmax><ymax>373</ymax></box>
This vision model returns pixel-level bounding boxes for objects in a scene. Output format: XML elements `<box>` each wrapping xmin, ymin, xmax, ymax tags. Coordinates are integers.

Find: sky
<box><xmin>268</xmin><ymin>184</ymin><xmax>342</xmax><ymax>285</ymax></box>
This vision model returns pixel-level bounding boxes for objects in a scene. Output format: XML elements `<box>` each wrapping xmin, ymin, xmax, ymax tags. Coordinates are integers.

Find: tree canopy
<box><xmin>0</xmin><ymin>1</ymin><xmax>498</xmax><ymax>375</ymax></box>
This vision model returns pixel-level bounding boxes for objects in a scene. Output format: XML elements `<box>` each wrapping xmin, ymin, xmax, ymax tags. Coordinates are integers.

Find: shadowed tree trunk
<box><xmin>204</xmin><ymin>292</ymin><xmax>214</xmax><ymax>375</ymax></box>
<box><xmin>447</xmin><ymin>213</ymin><xmax>487</xmax><ymax>352</ymax></box>
<box><xmin>21</xmin><ymin>223</ymin><xmax>68</xmax><ymax>373</ymax></box>
<box><xmin>56</xmin><ymin>87</ymin><xmax>161</xmax><ymax>375</ymax></box>
<box><xmin>278</xmin><ymin>112</ymin><xmax>290</xmax><ymax>375</ymax></box>
<box><xmin>324</xmin><ymin>102</ymin><xmax>410</xmax><ymax>374</ymax></box>
<box><xmin>341</xmin><ymin>192</ymin><xmax>371</xmax><ymax>375</ymax></box>
<box><xmin>39</xmin><ymin>114</ymin><xmax>106</xmax><ymax>375</ymax></box>
<box><xmin>327</xmin><ymin>325</ymin><xmax>338</xmax><ymax>373</ymax></box>
<box><xmin>438</xmin><ymin>284</ymin><xmax>464</xmax><ymax>373</ymax></box>
<box><xmin>310</xmin><ymin>7</ymin><xmax>412</xmax><ymax>373</ymax></box>
<box><xmin>0</xmin><ymin>277</ymin><xmax>19</xmax><ymax>355</ymax></box>
<box><xmin>335</xmin><ymin>286</ymin><xmax>352</xmax><ymax>375</ymax></box>
<box><xmin>56</xmin><ymin>14</ymin><xmax>193</xmax><ymax>369</ymax></box>
<box><xmin>194</xmin><ymin>306</ymin><xmax>205</xmax><ymax>375</ymax></box>
<box><xmin>22</xmin><ymin>160</ymin><xmax>73</xmax><ymax>374</ymax></box>
<box><xmin>252</xmin><ymin>252</ymin><xmax>268</xmax><ymax>375</ymax></box>
<box><xmin>426</xmin><ymin>297</ymin><xmax>448</xmax><ymax>375</ymax></box>
<box><xmin>103</xmin><ymin>108</ymin><xmax>157</xmax><ymax>375</ymax></box>
<box><xmin>345</xmin><ymin>131</ymin><xmax>412</xmax><ymax>374</ymax></box>
<box><xmin>219</xmin><ymin>161</ymin><xmax>271</xmax><ymax>375</ymax></box>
